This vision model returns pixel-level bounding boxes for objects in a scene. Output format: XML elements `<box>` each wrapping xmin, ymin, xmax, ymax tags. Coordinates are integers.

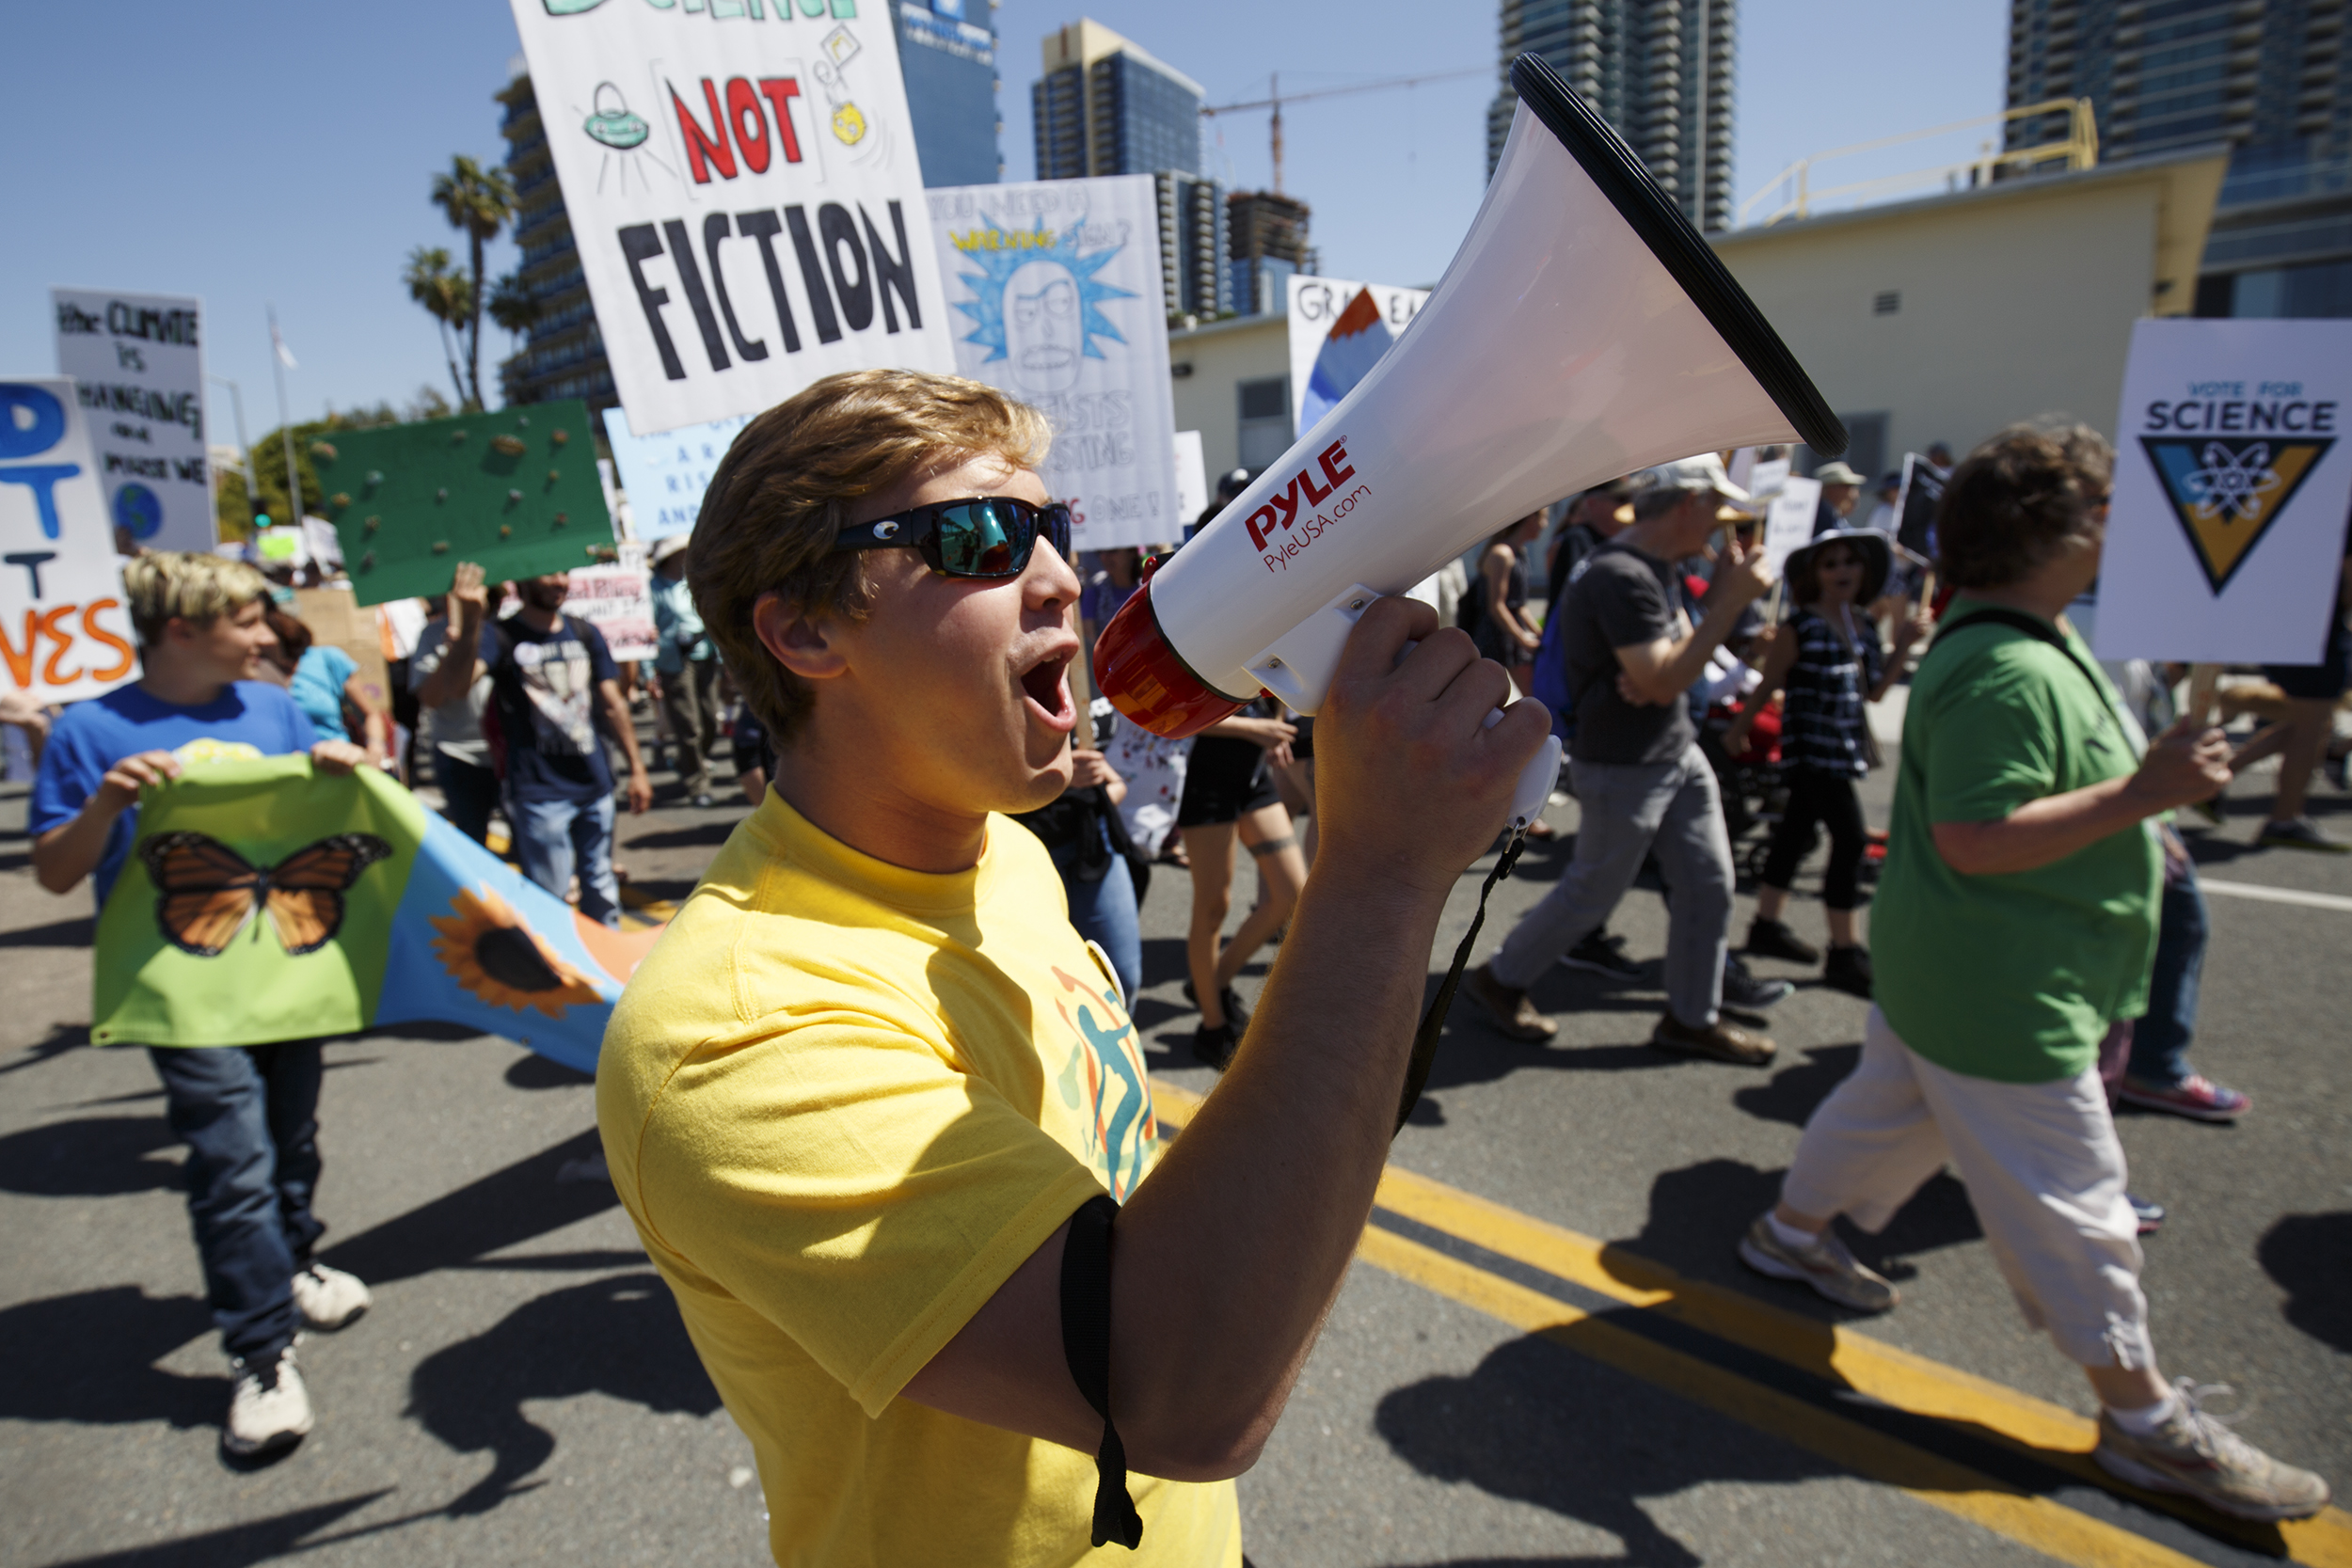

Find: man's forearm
<box><xmin>1642</xmin><ymin>593</ymin><xmax>1751</xmax><ymax>702</ymax></box>
<box><xmin>1107</xmin><ymin>863</ymin><xmax>1446</xmax><ymax>1473</ymax></box>
<box><xmin>602</xmin><ymin>688</ymin><xmax>645</xmax><ymax>773</ymax></box>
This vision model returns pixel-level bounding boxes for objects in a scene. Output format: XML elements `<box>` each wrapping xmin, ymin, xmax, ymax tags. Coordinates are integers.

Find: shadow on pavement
<box><xmin>43</xmin><ymin>1491</ymin><xmax>393</xmax><ymax>1568</ymax></box>
<box><xmin>0</xmin><ymin>1115</ymin><xmax>181</xmax><ymax>1196</ymax></box>
<box><xmin>2258</xmin><ymin>1212</ymin><xmax>2352</xmax><ymax>1353</ymax></box>
<box><xmin>1377</xmin><ymin>1333</ymin><xmax>1828</xmax><ymax>1567</ymax></box>
<box><xmin>1604</xmin><ymin>1158</ymin><xmax>1981</xmax><ymax>1307</ymax></box>
<box><xmin>504</xmin><ymin>1053</ymin><xmax>595</xmax><ymax>1090</ymax></box>
<box><xmin>318</xmin><ymin>1128</ymin><xmax>622</xmax><ymax>1286</ymax></box>
<box><xmin>622</xmin><ymin>820</ymin><xmax>737</xmax><ymax>852</ymax></box>
<box><xmin>0</xmin><ymin>1284</ymin><xmax>221</xmax><ymax>1429</ymax></box>
<box><xmin>408</xmin><ymin>1271</ymin><xmax>719</xmax><ymax>1514</ymax></box>
<box><xmin>0</xmin><ymin>1022</ymin><xmax>92</xmax><ymax>1075</ymax></box>
<box><xmin>0</xmin><ymin>915</ymin><xmax>95</xmax><ymax>948</ymax></box>
<box><xmin>1730</xmin><ymin>1043</ymin><xmax>1861</xmax><ymax>1129</ymax></box>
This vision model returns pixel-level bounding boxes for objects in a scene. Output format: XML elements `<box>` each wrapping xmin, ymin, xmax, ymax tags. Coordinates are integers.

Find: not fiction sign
<box><xmin>511</xmin><ymin>0</ymin><xmax>956</xmax><ymax>436</ymax></box>
<box><xmin>2094</xmin><ymin>318</ymin><xmax>2352</xmax><ymax>664</ymax></box>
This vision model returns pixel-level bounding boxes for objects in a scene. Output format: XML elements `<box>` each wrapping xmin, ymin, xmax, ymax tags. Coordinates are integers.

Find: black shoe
<box><xmin>2127</xmin><ymin>1193</ymin><xmax>2166</xmax><ymax>1235</ymax></box>
<box><xmin>1745</xmin><ymin>916</ymin><xmax>1820</xmax><ymax>964</ymax></box>
<box><xmin>1191</xmin><ymin>1022</ymin><xmax>1239</xmax><ymax>1071</ymax></box>
<box><xmin>1823</xmin><ymin>944</ymin><xmax>1873</xmax><ymax>999</ymax></box>
<box><xmin>1182</xmin><ymin>980</ymin><xmax>1251</xmax><ymax>1034</ymax></box>
<box><xmin>1560</xmin><ymin>930</ymin><xmax>1645</xmax><ymax>980</ymax></box>
<box><xmin>1722</xmin><ymin>955</ymin><xmax>1793</xmax><ymax>1009</ymax></box>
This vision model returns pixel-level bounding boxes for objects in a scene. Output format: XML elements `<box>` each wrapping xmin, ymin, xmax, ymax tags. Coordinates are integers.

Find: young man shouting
<box><xmin>30</xmin><ymin>552</ymin><xmax>373</xmax><ymax>1457</ymax></box>
<box><xmin>597</xmin><ymin>370</ymin><xmax>1549</xmax><ymax>1565</ymax></box>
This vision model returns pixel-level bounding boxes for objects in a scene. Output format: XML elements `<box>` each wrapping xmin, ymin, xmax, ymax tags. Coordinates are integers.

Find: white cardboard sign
<box><xmin>927</xmin><ymin>176</ymin><xmax>1179</xmax><ymax>551</ymax></box>
<box><xmin>1761</xmin><ymin>475</ymin><xmax>1820</xmax><ymax>581</ymax></box>
<box><xmin>511</xmin><ymin>0</ymin><xmax>957</xmax><ymax>436</ymax></box>
<box><xmin>1286</xmin><ymin>276</ymin><xmax>1429</xmax><ymax>438</ymax></box>
<box><xmin>564</xmin><ymin>558</ymin><xmax>658</xmax><ymax>663</ymax></box>
<box><xmin>1</xmin><ymin>378</ymin><xmax>140</xmax><ymax>702</ymax></box>
<box><xmin>51</xmin><ymin>290</ymin><xmax>214</xmax><ymax>554</ymax></box>
<box><xmin>600</xmin><ymin>405</ymin><xmax>752</xmax><ymax>543</ymax></box>
<box><xmin>2095</xmin><ymin>319</ymin><xmax>2352</xmax><ymax>663</ymax></box>
<box><xmin>1171</xmin><ymin>430</ymin><xmax>1207</xmax><ymax>538</ymax></box>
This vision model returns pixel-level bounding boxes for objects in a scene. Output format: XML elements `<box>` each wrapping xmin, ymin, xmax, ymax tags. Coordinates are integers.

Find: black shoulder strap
<box><xmin>1928</xmin><ymin>608</ymin><xmax>2117</xmax><ymax>721</ymax></box>
<box><xmin>1060</xmin><ymin>1194</ymin><xmax>1143</xmax><ymax>1550</ymax></box>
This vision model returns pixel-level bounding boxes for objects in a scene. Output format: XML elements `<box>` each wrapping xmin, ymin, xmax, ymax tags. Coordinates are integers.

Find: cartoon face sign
<box><xmin>1007</xmin><ymin>260</ymin><xmax>1083</xmax><ymax>393</ymax></box>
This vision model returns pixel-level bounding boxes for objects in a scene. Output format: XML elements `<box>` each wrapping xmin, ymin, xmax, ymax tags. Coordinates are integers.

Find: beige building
<box><xmin>1709</xmin><ymin>147</ymin><xmax>2227</xmax><ymax>477</ymax></box>
<box><xmin>1159</xmin><ymin>148</ymin><xmax>2228</xmax><ymax>511</ymax></box>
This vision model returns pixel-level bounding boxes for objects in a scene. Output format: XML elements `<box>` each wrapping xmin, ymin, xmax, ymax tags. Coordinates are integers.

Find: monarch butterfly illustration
<box><xmin>135</xmin><ymin>832</ymin><xmax>393</xmax><ymax>958</ymax></box>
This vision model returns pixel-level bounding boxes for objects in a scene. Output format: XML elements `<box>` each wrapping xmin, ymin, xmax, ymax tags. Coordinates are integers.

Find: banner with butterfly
<box><xmin>92</xmin><ymin>757</ymin><xmax>659</xmax><ymax>1072</ymax></box>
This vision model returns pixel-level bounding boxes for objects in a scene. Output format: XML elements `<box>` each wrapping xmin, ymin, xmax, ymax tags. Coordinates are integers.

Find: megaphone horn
<box><xmin>1095</xmin><ymin>51</ymin><xmax>1846</xmax><ymax>770</ymax></box>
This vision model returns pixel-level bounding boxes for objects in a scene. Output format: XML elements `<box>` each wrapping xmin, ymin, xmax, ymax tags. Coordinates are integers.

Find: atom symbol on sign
<box><xmin>2181</xmin><ymin>441</ymin><xmax>2282</xmax><ymax>521</ymax></box>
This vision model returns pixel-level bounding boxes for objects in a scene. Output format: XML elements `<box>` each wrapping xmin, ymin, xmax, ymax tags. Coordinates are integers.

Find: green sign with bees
<box><xmin>311</xmin><ymin>401</ymin><xmax>612</xmax><ymax>606</ymax></box>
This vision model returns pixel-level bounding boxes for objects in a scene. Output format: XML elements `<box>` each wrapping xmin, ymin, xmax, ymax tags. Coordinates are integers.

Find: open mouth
<box><xmin>1018</xmin><ymin>650</ymin><xmax>1077</xmax><ymax>733</ymax></box>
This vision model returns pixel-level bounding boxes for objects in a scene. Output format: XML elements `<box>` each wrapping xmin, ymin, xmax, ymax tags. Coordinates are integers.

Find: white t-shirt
<box><xmin>407</xmin><ymin>616</ymin><xmax>495</xmax><ymax>766</ymax></box>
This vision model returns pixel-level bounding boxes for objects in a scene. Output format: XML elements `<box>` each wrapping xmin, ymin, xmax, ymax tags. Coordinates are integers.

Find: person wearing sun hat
<box><xmin>1810</xmin><ymin>460</ymin><xmax>1867</xmax><ymax>537</ymax></box>
<box><xmin>1728</xmin><ymin>528</ymin><xmax>1931</xmax><ymax>995</ymax></box>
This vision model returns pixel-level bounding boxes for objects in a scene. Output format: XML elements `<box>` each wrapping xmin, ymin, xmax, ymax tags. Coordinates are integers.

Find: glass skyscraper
<box><xmin>890</xmin><ymin>0</ymin><xmax>1006</xmax><ymax>187</ymax></box>
<box><xmin>1031</xmin><ymin>20</ymin><xmax>1204</xmax><ymax>179</ymax></box>
<box><xmin>1487</xmin><ymin>0</ymin><xmax>1738</xmax><ymax>232</ymax></box>
<box><xmin>2006</xmin><ymin>0</ymin><xmax>2352</xmax><ymax>318</ymax></box>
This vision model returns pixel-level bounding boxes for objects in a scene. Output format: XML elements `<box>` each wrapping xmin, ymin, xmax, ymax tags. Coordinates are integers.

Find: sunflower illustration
<box><xmin>429</xmin><ymin>886</ymin><xmax>603</xmax><ymax>1019</ymax></box>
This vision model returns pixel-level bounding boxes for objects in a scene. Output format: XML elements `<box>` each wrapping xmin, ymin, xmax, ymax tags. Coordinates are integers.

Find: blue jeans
<box><xmin>1050</xmin><ymin>822</ymin><xmax>1142</xmax><ymax>1006</ymax></box>
<box><xmin>510</xmin><ymin>790</ymin><xmax>620</xmax><ymax>927</ymax></box>
<box><xmin>148</xmin><ymin>1042</ymin><xmax>326</xmax><ymax>1364</ymax></box>
<box><xmin>434</xmin><ymin>749</ymin><xmax>500</xmax><ymax>846</ymax></box>
<box><xmin>2127</xmin><ymin>860</ymin><xmax>2207</xmax><ymax>1088</ymax></box>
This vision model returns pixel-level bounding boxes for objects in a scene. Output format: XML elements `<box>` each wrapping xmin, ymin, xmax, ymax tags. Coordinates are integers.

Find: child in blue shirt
<box><xmin>28</xmin><ymin>552</ymin><xmax>373</xmax><ymax>1460</ymax></box>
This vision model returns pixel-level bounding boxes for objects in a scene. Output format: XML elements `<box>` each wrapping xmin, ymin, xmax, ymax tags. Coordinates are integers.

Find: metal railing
<box><xmin>1738</xmin><ymin>98</ymin><xmax>2100</xmax><ymax>229</ymax></box>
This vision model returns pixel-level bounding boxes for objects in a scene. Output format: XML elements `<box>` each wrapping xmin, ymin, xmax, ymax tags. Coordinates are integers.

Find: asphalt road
<box><xmin>2</xmin><ymin>721</ymin><xmax>2346</xmax><ymax>1568</ymax></box>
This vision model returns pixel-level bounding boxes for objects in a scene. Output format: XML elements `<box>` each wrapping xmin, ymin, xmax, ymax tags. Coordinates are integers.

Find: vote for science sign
<box><xmin>2094</xmin><ymin>319</ymin><xmax>2352</xmax><ymax>664</ymax></box>
<box><xmin>511</xmin><ymin>0</ymin><xmax>957</xmax><ymax>437</ymax></box>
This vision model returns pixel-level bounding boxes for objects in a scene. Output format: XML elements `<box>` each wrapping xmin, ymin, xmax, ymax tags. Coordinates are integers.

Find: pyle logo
<box><xmin>1245</xmin><ymin>439</ymin><xmax>1357</xmax><ymax>551</ymax></box>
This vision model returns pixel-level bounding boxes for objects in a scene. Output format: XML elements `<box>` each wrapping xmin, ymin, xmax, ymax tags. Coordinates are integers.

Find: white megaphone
<box><xmin>1094</xmin><ymin>53</ymin><xmax>1847</xmax><ymax>829</ymax></box>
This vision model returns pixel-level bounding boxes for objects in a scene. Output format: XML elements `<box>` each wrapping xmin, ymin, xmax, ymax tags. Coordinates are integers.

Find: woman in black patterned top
<box><xmin>1725</xmin><ymin>531</ymin><xmax>1930</xmax><ymax>996</ymax></box>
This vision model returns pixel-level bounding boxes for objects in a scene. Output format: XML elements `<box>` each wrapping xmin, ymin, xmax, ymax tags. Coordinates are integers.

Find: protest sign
<box><xmin>928</xmin><ymin>176</ymin><xmax>1178</xmax><ymax>551</ymax></box>
<box><xmin>2094</xmin><ymin>319</ymin><xmax>2352</xmax><ymax>663</ymax></box>
<box><xmin>1</xmin><ymin>378</ymin><xmax>138</xmax><ymax>704</ymax></box>
<box><xmin>1287</xmin><ymin>276</ymin><xmax>1430</xmax><ymax>438</ymax></box>
<box><xmin>310</xmin><ymin>402</ymin><xmax>612</xmax><ymax>607</ymax></box>
<box><xmin>564</xmin><ymin>557</ymin><xmax>659</xmax><ymax>662</ymax></box>
<box><xmin>1892</xmin><ymin>452</ymin><xmax>1945</xmax><ymax>560</ymax></box>
<box><xmin>1746</xmin><ymin>457</ymin><xmax>1791</xmax><ymax>502</ymax></box>
<box><xmin>93</xmin><ymin>757</ymin><xmax>656</xmax><ymax>1069</ymax></box>
<box><xmin>600</xmin><ymin>405</ymin><xmax>751</xmax><ymax>543</ymax></box>
<box><xmin>1761</xmin><ymin>475</ymin><xmax>1820</xmax><ymax>580</ymax></box>
<box><xmin>52</xmin><ymin>290</ymin><xmax>214</xmax><ymax>554</ymax></box>
<box><xmin>510</xmin><ymin>0</ymin><xmax>956</xmax><ymax>436</ymax></box>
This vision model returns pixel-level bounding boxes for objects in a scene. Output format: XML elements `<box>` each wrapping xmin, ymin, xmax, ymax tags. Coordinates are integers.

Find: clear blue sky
<box><xmin>4</xmin><ymin>0</ymin><xmax>2006</xmax><ymax>434</ymax></box>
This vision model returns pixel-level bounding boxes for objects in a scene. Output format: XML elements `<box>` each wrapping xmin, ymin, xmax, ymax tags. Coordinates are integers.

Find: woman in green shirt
<box><xmin>1735</xmin><ymin>424</ymin><xmax>2328</xmax><ymax>1523</ymax></box>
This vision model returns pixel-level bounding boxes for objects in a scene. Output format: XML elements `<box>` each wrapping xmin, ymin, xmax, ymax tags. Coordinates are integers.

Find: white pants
<box><xmin>1783</xmin><ymin>1007</ymin><xmax>2154</xmax><ymax>1371</ymax></box>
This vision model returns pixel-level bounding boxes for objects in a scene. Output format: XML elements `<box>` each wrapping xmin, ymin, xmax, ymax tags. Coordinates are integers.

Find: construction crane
<box><xmin>1201</xmin><ymin>64</ymin><xmax>1489</xmax><ymax>194</ymax></box>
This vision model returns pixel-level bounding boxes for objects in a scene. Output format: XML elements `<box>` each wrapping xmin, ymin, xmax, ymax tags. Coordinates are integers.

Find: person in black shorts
<box><xmin>2229</xmin><ymin>533</ymin><xmax>2350</xmax><ymax>852</ymax></box>
<box><xmin>1177</xmin><ymin>700</ymin><xmax>1309</xmax><ymax>1069</ymax></box>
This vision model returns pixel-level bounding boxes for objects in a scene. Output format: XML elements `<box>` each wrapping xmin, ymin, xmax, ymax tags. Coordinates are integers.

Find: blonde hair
<box><xmin>690</xmin><ymin>369</ymin><xmax>1052</xmax><ymax>745</ymax></box>
<box><xmin>122</xmin><ymin>552</ymin><xmax>271</xmax><ymax>645</ymax></box>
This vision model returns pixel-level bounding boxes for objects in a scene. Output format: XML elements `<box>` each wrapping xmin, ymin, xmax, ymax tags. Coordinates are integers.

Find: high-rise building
<box><xmin>1032</xmin><ymin>20</ymin><xmax>1204</xmax><ymax>180</ymax></box>
<box><xmin>2004</xmin><ymin>0</ymin><xmax>2352</xmax><ymax>318</ymax></box>
<box><xmin>1486</xmin><ymin>0</ymin><xmax>1737</xmax><ymax>232</ymax></box>
<box><xmin>890</xmin><ymin>0</ymin><xmax>1005</xmax><ymax>186</ymax></box>
<box><xmin>1156</xmin><ymin>171</ymin><xmax>1232</xmax><ymax>320</ymax></box>
<box><xmin>1227</xmin><ymin>190</ymin><xmax>1314</xmax><ymax>318</ymax></box>
<box><xmin>496</xmin><ymin>70</ymin><xmax>616</xmax><ymax>415</ymax></box>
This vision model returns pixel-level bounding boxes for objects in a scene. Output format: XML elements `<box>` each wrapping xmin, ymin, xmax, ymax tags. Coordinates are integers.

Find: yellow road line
<box><xmin>1146</xmin><ymin>1079</ymin><xmax>2352</xmax><ymax>1567</ymax></box>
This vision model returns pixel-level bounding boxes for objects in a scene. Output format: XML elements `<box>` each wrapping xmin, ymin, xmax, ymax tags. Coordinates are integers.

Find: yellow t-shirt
<box><xmin>597</xmin><ymin>792</ymin><xmax>1241</xmax><ymax>1568</ymax></box>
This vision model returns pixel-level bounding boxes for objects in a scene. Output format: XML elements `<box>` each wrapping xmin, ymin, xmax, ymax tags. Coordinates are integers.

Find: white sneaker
<box><xmin>224</xmin><ymin>1346</ymin><xmax>313</xmax><ymax>1456</ymax></box>
<box><xmin>292</xmin><ymin>1261</ymin><xmax>372</xmax><ymax>1331</ymax></box>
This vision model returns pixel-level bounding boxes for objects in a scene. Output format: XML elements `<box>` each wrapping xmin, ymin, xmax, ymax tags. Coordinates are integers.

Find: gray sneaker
<box><xmin>2094</xmin><ymin>1380</ymin><xmax>2331</xmax><ymax>1521</ymax></box>
<box><xmin>1737</xmin><ymin>1212</ymin><xmax>1898</xmax><ymax>1312</ymax></box>
<box><xmin>224</xmin><ymin>1345</ymin><xmax>313</xmax><ymax>1457</ymax></box>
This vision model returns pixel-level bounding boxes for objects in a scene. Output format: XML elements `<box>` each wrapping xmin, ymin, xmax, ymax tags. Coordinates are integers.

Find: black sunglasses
<box><xmin>832</xmin><ymin>496</ymin><xmax>1073</xmax><ymax>579</ymax></box>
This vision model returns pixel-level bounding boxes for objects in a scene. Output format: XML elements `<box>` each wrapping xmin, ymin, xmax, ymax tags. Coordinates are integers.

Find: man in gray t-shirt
<box><xmin>1465</xmin><ymin>455</ymin><xmax>1777</xmax><ymax>1066</ymax></box>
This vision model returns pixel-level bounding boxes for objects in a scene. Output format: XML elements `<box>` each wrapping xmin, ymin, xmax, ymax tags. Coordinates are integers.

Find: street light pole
<box><xmin>266</xmin><ymin>305</ymin><xmax>302</xmax><ymax>530</ymax></box>
<box><xmin>206</xmin><ymin>375</ymin><xmax>255</xmax><ymax>499</ymax></box>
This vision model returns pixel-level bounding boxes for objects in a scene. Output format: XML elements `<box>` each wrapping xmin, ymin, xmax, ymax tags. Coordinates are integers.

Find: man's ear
<box><xmin>754</xmin><ymin>591</ymin><xmax>848</xmax><ymax>681</ymax></box>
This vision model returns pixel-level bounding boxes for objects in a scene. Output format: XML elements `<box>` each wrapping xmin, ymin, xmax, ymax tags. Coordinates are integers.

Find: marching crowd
<box><xmin>6</xmin><ymin>369</ymin><xmax>2348</xmax><ymax>1559</ymax></box>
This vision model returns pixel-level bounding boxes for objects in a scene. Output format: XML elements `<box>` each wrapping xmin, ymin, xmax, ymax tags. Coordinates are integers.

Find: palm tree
<box><xmin>403</xmin><ymin>246</ymin><xmax>474</xmax><ymax>409</ymax></box>
<box><xmin>430</xmin><ymin>155</ymin><xmax>516</xmax><ymax>409</ymax></box>
<box><xmin>487</xmin><ymin>269</ymin><xmax>540</xmax><ymax>342</ymax></box>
